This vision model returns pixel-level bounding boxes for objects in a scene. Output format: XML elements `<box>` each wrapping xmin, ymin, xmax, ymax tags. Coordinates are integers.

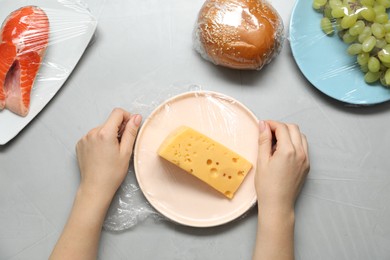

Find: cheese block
<box><xmin>157</xmin><ymin>126</ymin><xmax>253</xmax><ymax>199</ymax></box>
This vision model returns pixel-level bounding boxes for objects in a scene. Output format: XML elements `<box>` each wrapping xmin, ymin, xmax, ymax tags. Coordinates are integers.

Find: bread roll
<box><xmin>194</xmin><ymin>0</ymin><xmax>284</xmax><ymax>70</ymax></box>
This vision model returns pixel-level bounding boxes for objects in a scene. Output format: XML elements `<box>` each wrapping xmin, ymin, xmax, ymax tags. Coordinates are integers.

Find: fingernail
<box><xmin>133</xmin><ymin>114</ymin><xmax>142</xmax><ymax>127</ymax></box>
<box><xmin>259</xmin><ymin>120</ymin><xmax>266</xmax><ymax>133</ymax></box>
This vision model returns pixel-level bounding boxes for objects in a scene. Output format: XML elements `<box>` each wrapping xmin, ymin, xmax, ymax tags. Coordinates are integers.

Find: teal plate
<box><xmin>290</xmin><ymin>0</ymin><xmax>390</xmax><ymax>105</ymax></box>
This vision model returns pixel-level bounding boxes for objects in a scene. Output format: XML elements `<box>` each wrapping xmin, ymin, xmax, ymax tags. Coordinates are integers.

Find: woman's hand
<box><xmin>253</xmin><ymin>120</ymin><xmax>309</xmax><ymax>260</ymax></box>
<box><xmin>76</xmin><ymin>108</ymin><xmax>142</xmax><ymax>201</ymax></box>
<box><xmin>256</xmin><ymin>120</ymin><xmax>310</xmax><ymax>213</ymax></box>
<box><xmin>50</xmin><ymin>108</ymin><xmax>142</xmax><ymax>260</ymax></box>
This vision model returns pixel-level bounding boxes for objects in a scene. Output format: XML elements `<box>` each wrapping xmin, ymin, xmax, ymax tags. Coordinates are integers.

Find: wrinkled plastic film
<box><xmin>0</xmin><ymin>0</ymin><xmax>97</xmax><ymax>145</ymax></box>
<box><xmin>193</xmin><ymin>0</ymin><xmax>284</xmax><ymax>70</ymax></box>
<box><xmin>124</xmin><ymin>88</ymin><xmax>258</xmax><ymax>228</ymax></box>
<box><xmin>289</xmin><ymin>0</ymin><xmax>390</xmax><ymax>105</ymax></box>
<box><xmin>0</xmin><ymin>0</ymin><xmax>96</xmax><ymax>117</ymax></box>
<box><xmin>103</xmin><ymin>85</ymin><xmax>197</xmax><ymax>231</ymax></box>
<box><xmin>103</xmin><ymin>166</ymin><xmax>163</xmax><ymax>231</ymax></box>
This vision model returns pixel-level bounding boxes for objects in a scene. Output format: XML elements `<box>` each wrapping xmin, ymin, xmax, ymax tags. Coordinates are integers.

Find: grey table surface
<box><xmin>1</xmin><ymin>0</ymin><xmax>390</xmax><ymax>259</ymax></box>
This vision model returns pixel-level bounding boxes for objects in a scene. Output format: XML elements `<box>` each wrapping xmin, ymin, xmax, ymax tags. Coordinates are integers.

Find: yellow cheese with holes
<box><xmin>157</xmin><ymin>126</ymin><xmax>252</xmax><ymax>199</ymax></box>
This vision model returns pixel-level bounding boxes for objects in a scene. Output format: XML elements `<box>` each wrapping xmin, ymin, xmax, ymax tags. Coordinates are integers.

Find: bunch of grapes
<box><xmin>313</xmin><ymin>0</ymin><xmax>390</xmax><ymax>87</ymax></box>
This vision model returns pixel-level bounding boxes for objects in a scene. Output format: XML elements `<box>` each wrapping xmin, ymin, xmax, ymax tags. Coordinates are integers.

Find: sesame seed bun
<box><xmin>194</xmin><ymin>0</ymin><xmax>284</xmax><ymax>70</ymax></box>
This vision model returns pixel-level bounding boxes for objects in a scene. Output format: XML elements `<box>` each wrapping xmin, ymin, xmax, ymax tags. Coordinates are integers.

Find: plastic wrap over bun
<box><xmin>193</xmin><ymin>0</ymin><xmax>284</xmax><ymax>70</ymax></box>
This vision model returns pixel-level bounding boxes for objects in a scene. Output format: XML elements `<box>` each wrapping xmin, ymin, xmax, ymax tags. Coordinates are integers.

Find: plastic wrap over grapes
<box><xmin>313</xmin><ymin>0</ymin><xmax>390</xmax><ymax>87</ymax></box>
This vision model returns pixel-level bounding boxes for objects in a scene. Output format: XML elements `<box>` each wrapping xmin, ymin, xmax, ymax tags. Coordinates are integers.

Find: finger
<box><xmin>102</xmin><ymin>108</ymin><xmax>131</xmax><ymax>135</ymax></box>
<box><xmin>258</xmin><ymin>120</ymin><xmax>273</xmax><ymax>162</ymax></box>
<box><xmin>266</xmin><ymin>120</ymin><xmax>294</xmax><ymax>151</ymax></box>
<box><xmin>120</xmin><ymin>114</ymin><xmax>142</xmax><ymax>156</ymax></box>
<box><xmin>286</xmin><ymin>123</ymin><xmax>303</xmax><ymax>149</ymax></box>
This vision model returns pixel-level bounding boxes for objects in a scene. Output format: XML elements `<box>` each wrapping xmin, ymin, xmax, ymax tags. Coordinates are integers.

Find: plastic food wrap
<box><xmin>193</xmin><ymin>0</ymin><xmax>284</xmax><ymax>70</ymax></box>
<box><xmin>0</xmin><ymin>0</ymin><xmax>97</xmax><ymax>145</ymax></box>
<box><xmin>134</xmin><ymin>90</ymin><xmax>259</xmax><ymax>227</ymax></box>
<box><xmin>289</xmin><ymin>0</ymin><xmax>390</xmax><ymax>105</ymax></box>
<box><xmin>104</xmin><ymin>86</ymin><xmax>260</xmax><ymax>230</ymax></box>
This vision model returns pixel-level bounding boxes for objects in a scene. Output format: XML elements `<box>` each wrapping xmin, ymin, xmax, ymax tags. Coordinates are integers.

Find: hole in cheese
<box><xmin>210</xmin><ymin>168</ymin><xmax>218</xmax><ymax>178</ymax></box>
<box><xmin>237</xmin><ymin>170</ymin><xmax>244</xmax><ymax>177</ymax></box>
<box><xmin>232</xmin><ymin>158</ymin><xmax>238</xmax><ymax>162</ymax></box>
<box><xmin>224</xmin><ymin>191</ymin><xmax>232</xmax><ymax>198</ymax></box>
<box><xmin>207</xmin><ymin>159</ymin><xmax>212</xmax><ymax>165</ymax></box>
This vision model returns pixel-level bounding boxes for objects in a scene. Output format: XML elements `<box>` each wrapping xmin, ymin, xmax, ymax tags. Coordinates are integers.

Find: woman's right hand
<box><xmin>255</xmin><ymin>120</ymin><xmax>310</xmax><ymax>214</ymax></box>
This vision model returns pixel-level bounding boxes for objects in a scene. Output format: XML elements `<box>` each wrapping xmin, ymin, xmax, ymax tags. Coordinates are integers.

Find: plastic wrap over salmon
<box><xmin>0</xmin><ymin>1</ymin><xmax>97</xmax><ymax>145</ymax></box>
<box><xmin>0</xmin><ymin>6</ymin><xmax>49</xmax><ymax>117</ymax></box>
<box><xmin>0</xmin><ymin>1</ymin><xmax>96</xmax><ymax>118</ymax></box>
<box><xmin>193</xmin><ymin>0</ymin><xmax>284</xmax><ymax>70</ymax></box>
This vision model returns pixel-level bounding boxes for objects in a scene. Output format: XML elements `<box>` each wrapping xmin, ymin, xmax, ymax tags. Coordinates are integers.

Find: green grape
<box><xmin>317</xmin><ymin>0</ymin><xmax>328</xmax><ymax>5</ymax></box>
<box><xmin>376</xmin><ymin>38</ymin><xmax>387</xmax><ymax>48</ymax></box>
<box><xmin>362</xmin><ymin>36</ymin><xmax>377</xmax><ymax>52</ymax></box>
<box><xmin>347</xmin><ymin>43</ymin><xmax>362</xmax><ymax>55</ymax></box>
<box><xmin>332</xmin><ymin>6</ymin><xmax>347</xmax><ymax>18</ymax></box>
<box><xmin>349</xmin><ymin>20</ymin><xmax>365</xmax><ymax>36</ymax></box>
<box><xmin>313</xmin><ymin>0</ymin><xmax>327</xmax><ymax>10</ymax></box>
<box><xmin>329</xmin><ymin>0</ymin><xmax>342</xmax><ymax>8</ymax></box>
<box><xmin>357</xmin><ymin>52</ymin><xmax>370</xmax><ymax>65</ymax></box>
<box><xmin>372</xmin><ymin>23</ymin><xmax>386</xmax><ymax>38</ymax></box>
<box><xmin>364</xmin><ymin>71</ymin><xmax>381</xmax><ymax>83</ymax></box>
<box><xmin>313</xmin><ymin>2</ymin><xmax>323</xmax><ymax>10</ymax></box>
<box><xmin>380</xmin><ymin>69</ymin><xmax>390</xmax><ymax>86</ymax></box>
<box><xmin>383</xmin><ymin>21</ymin><xmax>390</xmax><ymax>32</ymax></box>
<box><xmin>378</xmin><ymin>0</ymin><xmax>390</xmax><ymax>8</ymax></box>
<box><xmin>342</xmin><ymin>31</ymin><xmax>358</xmax><ymax>43</ymax></box>
<box><xmin>321</xmin><ymin>17</ymin><xmax>334</xmax><ymax>35</ymax></box>
<box><xmin>368</xmin><ymin>56</ymin><xmax>381</xmax><ymax>72</ymax></box>
<box><xmin>315</xmin><ymin>0</ymin><xmax>390</xmax><ymax>88</ymax></box>
<box><xmin>324</xmin><ymin>5</ymin><xmax>333</xmax><ymax>19</ymax></box>
<box><xmin>375</xmin><ymin>12</ymin><xmax>389</xmax><ymax>23</ymax></box>
<box><xmin>378</xmin><ymin>46</ymin><xmax>390</xmax><ymax>63</ymax></box>
<box><xmin>361</xmin><ymin>0</ymin><xmax>375</xmax><ymax>6</ymax></box>
<box><xmin>385</xmin><ymin>69</ymin><xmax>390</xmax><ymax>87</ymax></box>
<box><xmin>358</xmin><ymin>27</ymin><xmax>372</xmax><ymax>43</ymax></box>
<box><xmin>360</xmin><ymin>6</ymin><xmax>376</xmax><ymax>22</ymax></box>
<box><xmin>341</xmin><ymin>14</ymin><xmax>358</xmax><ymax>29</ymax></box>
<box><xmin>373</xmin><ymin>4</ymin><xmax>386</xmax><ymax>14</ymax></box>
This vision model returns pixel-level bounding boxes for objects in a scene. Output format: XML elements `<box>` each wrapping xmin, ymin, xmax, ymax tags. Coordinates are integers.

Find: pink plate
<box><xmin>134</xmin><ymin>91</ymin><xmax>259</xmax><ymax>227</ymax></box>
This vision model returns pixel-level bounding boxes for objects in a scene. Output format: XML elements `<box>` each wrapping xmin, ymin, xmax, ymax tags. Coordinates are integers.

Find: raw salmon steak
<box><xmin>0</xmin><ymin>6</ymin><xmax>49</xmax><ymax>117</ymax></box>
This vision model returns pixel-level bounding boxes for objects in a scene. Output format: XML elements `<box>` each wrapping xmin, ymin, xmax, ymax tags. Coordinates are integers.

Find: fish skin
<box><xmin>0</xmin><ymin>6</ymin><xmax>49</xmax><ymax>117</ymax></box>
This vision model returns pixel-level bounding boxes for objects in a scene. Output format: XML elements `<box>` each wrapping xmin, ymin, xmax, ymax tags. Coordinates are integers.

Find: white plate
<box><xmin>134</xmin><ymin>91</ymin><xmax>259</xmax><ymax>227</ymax></box>
<box><xmin>0</xmin><ymin>0</ymin><xmax>97</xmax><ymax>144</ymax></box>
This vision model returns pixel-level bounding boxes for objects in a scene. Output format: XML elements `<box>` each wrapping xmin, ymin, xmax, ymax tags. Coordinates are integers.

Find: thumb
<box><xmin>258</xmin><ymin>120</ymin><xmax>272</xmax><ymax>162</ymax></box>
<box><xmin>120</xmin><ymin>114</ymin><xmax>142</xmax><ymax>156</ymax></box>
